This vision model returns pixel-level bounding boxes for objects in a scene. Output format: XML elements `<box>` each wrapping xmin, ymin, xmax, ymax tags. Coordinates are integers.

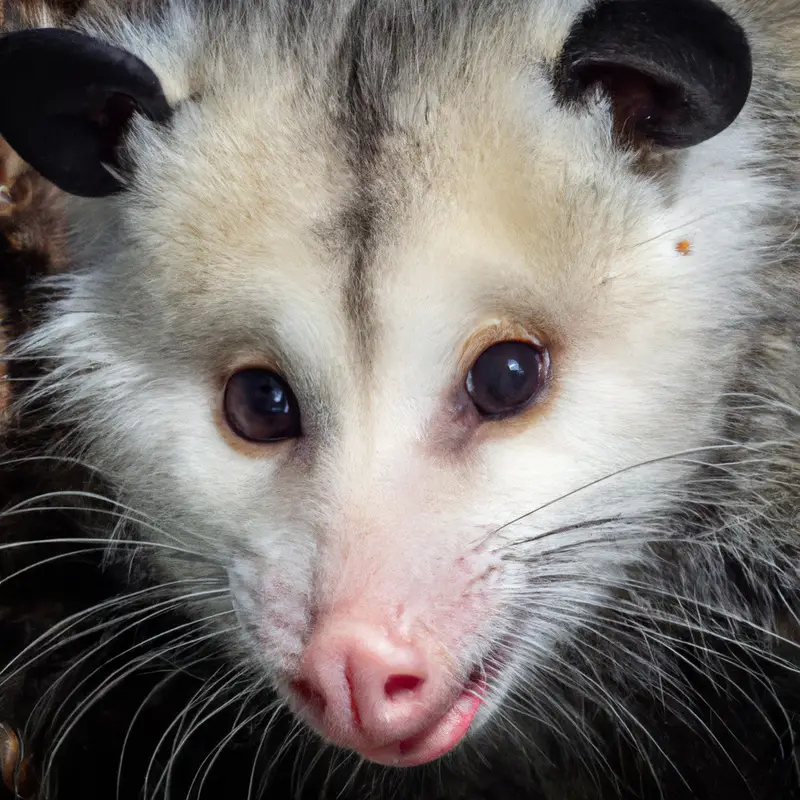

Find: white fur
<box><xmin>15</xmin><ymin>0</ymin><xmax>793</xmax><ymax>749</ymax></box>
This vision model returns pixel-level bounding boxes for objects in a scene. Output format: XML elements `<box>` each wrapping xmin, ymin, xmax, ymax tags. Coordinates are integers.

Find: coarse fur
<box><xmin>1</xmin><ymin>0</ymin><xmax>799</xmax><ymax>798</ymax></box>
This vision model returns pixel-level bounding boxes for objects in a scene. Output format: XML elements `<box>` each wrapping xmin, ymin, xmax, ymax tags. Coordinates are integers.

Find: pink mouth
<box><xmin>362</xmin><ymin>675</ymin><xmax>485</xmax><ymax>767</ymax></box>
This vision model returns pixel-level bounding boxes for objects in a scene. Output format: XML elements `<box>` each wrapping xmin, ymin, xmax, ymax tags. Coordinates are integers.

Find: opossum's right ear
<box><xmin>0</xmin><ymin>28</ymin><xmax>171</xmax><ymax>198</ymax></box>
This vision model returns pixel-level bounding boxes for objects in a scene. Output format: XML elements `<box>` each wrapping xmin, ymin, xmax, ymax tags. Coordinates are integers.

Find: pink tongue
<box><xmin>365</xmin><ymin>688</ymin><xmax>482</xmax><ymax>768</ymax></box>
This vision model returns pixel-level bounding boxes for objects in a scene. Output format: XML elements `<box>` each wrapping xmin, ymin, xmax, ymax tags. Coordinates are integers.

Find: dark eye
<box><xmin>223</xmin><ymin>368</ymin><xmax>302</xmax><ymax>442</ymax></box>
<box><xmin>466</xmin><ymin>340</ymin><xmax>549</xmax><ymax>418</ymax></box>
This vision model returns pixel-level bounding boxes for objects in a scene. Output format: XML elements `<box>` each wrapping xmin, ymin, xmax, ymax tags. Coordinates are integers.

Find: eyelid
<box><xmin>457</xmin><ymin>319</ymin><xmax>549</xmax><ymax>380</ymax></box>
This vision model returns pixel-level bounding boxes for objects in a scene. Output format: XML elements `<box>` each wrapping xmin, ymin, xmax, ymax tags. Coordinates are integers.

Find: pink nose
<box><xmin>290</xmin><ymin>620</ymin><xmax>456</xmax><ymax>754</ymax></box>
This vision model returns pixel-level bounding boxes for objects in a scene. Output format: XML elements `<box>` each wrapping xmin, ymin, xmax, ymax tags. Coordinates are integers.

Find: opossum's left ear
<box><xmin>553</xmin><ymin>0</ymin><xmax>752</xmax><ymax>149</ymax></box>
<box><xmin>0</xmin><ymin>28</ymin><xmax>171</xmax><ymax>197</ymax></box>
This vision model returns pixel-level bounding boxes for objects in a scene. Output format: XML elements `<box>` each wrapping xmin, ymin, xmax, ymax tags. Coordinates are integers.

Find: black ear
<box><xmin>553</xmin><ymin>0</ymin><xmax>752</xmax><ymax>149</ymax></box>
<box><xmin>0</xmin><ymin>28</ymin><xmax>171</xmax><ymax>197</ymax></box>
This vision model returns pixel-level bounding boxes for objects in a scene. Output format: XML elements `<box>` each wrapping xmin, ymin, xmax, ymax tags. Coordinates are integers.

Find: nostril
<box><xmin>295</xmin><ymin>625</ymin><xmax>437</xmax><ymax>746</ymax></box>
<box><xmin>384</xmin><ymin>674</ymin><xmax>424</xmax><ymax>699</ymax></box>
<box><xmin>290</xmin><ymin>680</ymin><xmax>327</xmax><ymax>717</ymax></box>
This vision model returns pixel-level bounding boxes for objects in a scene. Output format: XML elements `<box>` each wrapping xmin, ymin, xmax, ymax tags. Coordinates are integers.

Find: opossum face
<box><xmin>1</xmin><ymin>0</ymin><xmax>762</xmax><ymax>768</ymax></box>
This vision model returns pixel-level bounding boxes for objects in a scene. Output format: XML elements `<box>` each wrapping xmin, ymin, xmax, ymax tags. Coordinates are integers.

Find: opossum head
<box><xmin>0</xmin><ymin>0</ymin><xmax>766</xmax><ymax>768</ymax></box>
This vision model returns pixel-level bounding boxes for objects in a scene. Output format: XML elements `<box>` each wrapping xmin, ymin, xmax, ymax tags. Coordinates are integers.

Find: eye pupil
<box><xmin>223</xmin><ymin>368</ymin><xmax>302</xmax><ymax>443</ymax></box>
<box><xmin>466</xmin><ymin>340</ymin><xmax>548</xmax><ymax>418</ymax></box>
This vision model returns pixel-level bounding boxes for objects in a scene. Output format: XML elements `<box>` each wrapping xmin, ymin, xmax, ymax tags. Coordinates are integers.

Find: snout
<box><xmin>232</xmin><ymin>530</ymin><xmax>506</xmax><ymax>767</ymax></box>
<box><xmin>288</xmin><ymin>615</ymin><xmax>484</xmax><ymax>766</ymax></box>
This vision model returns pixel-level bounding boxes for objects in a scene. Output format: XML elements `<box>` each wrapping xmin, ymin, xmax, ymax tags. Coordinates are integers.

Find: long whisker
<box><xmin>1</xmin><ymin>578</ymin><xmax>225</xmax><ymax>689</ymax></box>
<box><xmin>514</xmin><ymin>604</ymin><xmax>760</xmax><ymax>770</ymax></box>
<box><xmin>41</xmin><ymin>622</ymin><xmax>240</xmax><ymax>789</ymax></box>
<box><xmin>0</xmin><ymin>535</ymin><xmax>204</xmax><ymax>558</ymax></box>
<box><xmin>187</xmin><ymin>679</ymin><xmax>273</xmax><ymax>800</ymax></box>
<box><xmin>146</xmin><ymin>662</ymin><xmax>250</xmax><ymax>800</ymax></box>
<box><xmin>25</xmin><ymin>593</ymin><xmax>234</xmax><ymax>736</ymax></box>
<box><xmin>247</xmin><ymin>694</ymin><xmax>291</xmax><ymax>800</ymax></box>
<box><xmin>116</xmin><ymin>665</ymin><xmax>186</xmax><ymax>800</ymax></box>
<box><xmin>0</xmin><ymin>488</ymin><xmax>219</xmax><ymax>551</ymax></box>
<box><xmin>483</xmin><ymin>438</ymin><xmax>793</xmax><ymax>545</ymax></box>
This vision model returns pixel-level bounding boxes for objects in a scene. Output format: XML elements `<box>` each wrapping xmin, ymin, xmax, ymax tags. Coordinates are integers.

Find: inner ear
<box><xmin>553</xmin><ymin>0</ymin><xmax>753</xmax><ymax>149</ymax></box>
<box><xmin>0</xmin><ymin>28</ymin><xmax>171</xmax><ymax>197</ymax></box>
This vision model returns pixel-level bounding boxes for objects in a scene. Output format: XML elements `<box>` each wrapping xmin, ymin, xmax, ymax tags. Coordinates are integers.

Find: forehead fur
<box><xmin>76</xmin><ymin>0</ymin><xmax>692</xmax><ymax>355</ymax></box>
<box><xmin>60</xmin><ymin>0</ymin><xmax>772</xmax><ymax>450</ymax></box>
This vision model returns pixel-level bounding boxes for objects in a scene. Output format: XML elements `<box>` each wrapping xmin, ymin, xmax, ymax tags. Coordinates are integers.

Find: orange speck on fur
<box><xmin>676</xmin><ymin>239</ymin><xmax>692</xmax><ymax>256</ymax></box>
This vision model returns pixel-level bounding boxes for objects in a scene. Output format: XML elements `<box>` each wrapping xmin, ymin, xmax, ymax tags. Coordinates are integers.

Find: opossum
<box><xmin>0</xmin><ymin>0</ymin><xmax>798</xmax><ymax>797</ymax></box>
